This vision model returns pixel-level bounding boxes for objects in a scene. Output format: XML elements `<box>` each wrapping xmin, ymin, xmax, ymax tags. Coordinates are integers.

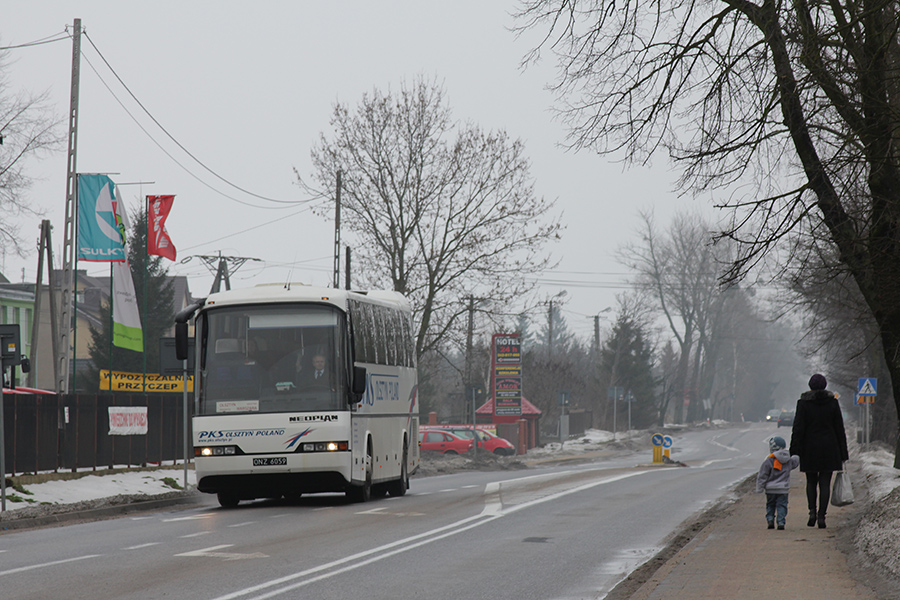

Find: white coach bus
<box><xmin>175</xmin><ymin>284</ymin><xmax>419</xmax><ymax>507</ymax></box>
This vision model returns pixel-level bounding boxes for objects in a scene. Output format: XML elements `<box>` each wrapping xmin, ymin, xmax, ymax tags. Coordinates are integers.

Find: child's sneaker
<box><xmin>767</xmin><ymin>520</ymin><xmax>775</xmax><ymax>529</ymax></box>
<box><xmin>777</xmin><ymin>524</ymin><xmax>785</xmax><ymax>530</ymax></box>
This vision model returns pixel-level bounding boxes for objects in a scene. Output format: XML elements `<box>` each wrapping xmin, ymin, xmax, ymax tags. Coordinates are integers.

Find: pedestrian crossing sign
<box><xmin>858</xmin><ymin>378</ymin><xmax>877</xmax><ymax>396</ymax></box>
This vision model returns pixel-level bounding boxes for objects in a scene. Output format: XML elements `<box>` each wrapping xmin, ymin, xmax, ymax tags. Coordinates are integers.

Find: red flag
<box><xmin>147</xmin><ymin>195</ymin><xmax>177</xmax><ymax>261</ymax></box>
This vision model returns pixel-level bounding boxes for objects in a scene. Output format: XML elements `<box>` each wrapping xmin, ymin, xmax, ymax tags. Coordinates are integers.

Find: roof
<box><xmin>202</xmin><ymin>284</ymin><xmax>411</xmax><ymax>311</ymax></box>
<box><xmin>476</xmin><ymin>396</ymin><xmax>542</xmax><ymax>416</ymax></box>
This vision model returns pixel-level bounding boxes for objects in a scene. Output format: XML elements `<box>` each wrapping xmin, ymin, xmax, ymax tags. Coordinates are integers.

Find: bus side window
<box><xmin>391</xmin><ymin>310</ymin><xmax>406</xmax><ymax>366</ymax></box>
<box><xmin>349</xmin><ymin>300</ymin><xmax>364</xmax><ymax>363</ymax></box>
<box><xmin>367</xmin><ymin>304</ymin><xmax>379</xmax><ymax>365</ymax></box>
<box><xmin>404</xmin><ymin>313</ymin><xmax>415</xmax><ymax>367</ymax></box>
<box><xmin>376</xmin><ymin>305</ymin><xmax>390</xmax><ymax>365</ymax></box>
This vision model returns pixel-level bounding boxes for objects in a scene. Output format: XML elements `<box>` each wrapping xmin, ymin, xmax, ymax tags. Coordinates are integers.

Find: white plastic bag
<box><xmin>831</xmin><ymin>469</ymin><xmax>854</xmax><ymax>507</ymax></box>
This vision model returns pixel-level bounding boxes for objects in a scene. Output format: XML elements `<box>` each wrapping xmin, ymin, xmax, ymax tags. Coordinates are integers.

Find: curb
<box><xmin>0</xmin><ymin>492</ymin><xmax>204</xmax><ymax>533</ymax></box>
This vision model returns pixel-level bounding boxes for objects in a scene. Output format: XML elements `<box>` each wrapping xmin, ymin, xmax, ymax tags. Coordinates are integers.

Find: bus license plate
<box><xmin>253</xmin><ymin>457</ymin><xmax>287</xmax><ymax>466</ymax></box>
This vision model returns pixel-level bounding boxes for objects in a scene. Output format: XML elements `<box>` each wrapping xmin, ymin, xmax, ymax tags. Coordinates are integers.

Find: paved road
<box><xmin>0</xmin><ymin>424</ymin><xmax>775</xmax><ymax>599</ymax></box>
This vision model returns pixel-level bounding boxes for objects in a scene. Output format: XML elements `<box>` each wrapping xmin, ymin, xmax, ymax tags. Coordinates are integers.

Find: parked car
<box><xmin>421</xmin><ymin>426</ymin><xmax>516</xmax><ymax>456</ymax></box>
<box><xmin>765</xmin><ymin>409</ymin><xmax>782</xmax><ymax>422</ymax></box>
<box><xmin>777</xmin><ymin>410</ymin><xmax>794</xmax><ymax>428</ymax></box>
<box><xmin>418</xmin><ymin>430</ymin><xmax>474</xmax><ymax>454</ymax></box>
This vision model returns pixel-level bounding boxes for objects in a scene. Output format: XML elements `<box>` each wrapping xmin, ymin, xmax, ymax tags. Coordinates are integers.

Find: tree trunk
<box><xmin>878</xmin><ymin>325</ymin><xmax>900</xmax><ymax>468</ymax></box>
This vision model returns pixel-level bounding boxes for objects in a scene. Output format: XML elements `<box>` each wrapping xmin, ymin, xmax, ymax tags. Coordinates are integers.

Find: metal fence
<box><xmin>2</xmin><ymin>393</ymin><xmax>190</xmax><ymax>476</ymax></box>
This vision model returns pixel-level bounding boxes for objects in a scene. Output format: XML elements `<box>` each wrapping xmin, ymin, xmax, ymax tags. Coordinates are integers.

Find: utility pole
<box><xmin>344</xmin><ymin>245</ymin><xmax>351</xmax><ymax>290</ymax></box>
<box><xmin>58</xmin><ymin>18</ymin><xmax>82</xmax><ymax>394</ymax></box>
<box><xmin>333</xmin><ymin>169</ymin><xmax>342</xmax><ymax>289</ymax></box>
<box><xmin>465</xmin><ymin>296</ymin><xmax>475</xmax><ymax>424</ymax></box>
<box><xmin>28</xmin><ymin>221</ymin><xmax>60</xmax><ymax>389</ymax></box>
<box><xmin>548</xmin><ymin>300</ymin><xmax>554</xmax><ymax>359</ymax></box>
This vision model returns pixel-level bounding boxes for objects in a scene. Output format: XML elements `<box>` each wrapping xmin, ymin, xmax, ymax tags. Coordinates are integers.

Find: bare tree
<box><xmin>620</xmin><ymin>210</ymin><xmax>722</xmax><ymax>422</ymax></box>
<box><xmin>517</xmin><ymin>0</ymin><xmax>900</xmax><ymax>464</ymax></box>
<box><xmin>0</xmin><ymin>50</ymin><xmax>64</xmax><ymax>257</ymax></box>
<box><xmin>780</xmin><ymin>235</ymin><xmax>897</xmax><ymax>446</ymax></box>
<box><xmin>298</xmin><ymin>77</ymin><xmax>561</xmax><ymax>357</ymax></box>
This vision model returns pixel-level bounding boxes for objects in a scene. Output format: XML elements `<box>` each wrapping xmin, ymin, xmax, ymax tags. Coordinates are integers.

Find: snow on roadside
<box><xmin>526</xmin><ymin>428</ymin><xmax>646</xmax><ymax>456</ymax></box>
<box><xmin>2</xmin><ymin>469</ymin><xmax>196</xmax><ymax>513</ymax></box>
<box><xmin>853</xmin><ymin>443</ymin><xmax>900</xmax><ymax>583</ymax></box>
<box><xmin>857</xmin><ymin>445</ymin><xmax>900</xmax><ymax>501</ymax></box>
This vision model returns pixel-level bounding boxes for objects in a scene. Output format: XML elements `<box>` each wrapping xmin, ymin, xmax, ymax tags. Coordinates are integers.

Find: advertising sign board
<box><xmin>492</xmin><ymin>333</ymin><xmax>522</xmax><ymax>416</ymax></box>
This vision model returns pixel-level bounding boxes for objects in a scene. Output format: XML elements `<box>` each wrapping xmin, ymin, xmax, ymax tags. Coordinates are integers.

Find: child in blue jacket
<box><xmin>756</xmin><ymin>436</ymin><xmax>800</xmax><ymax>529</ymax></box>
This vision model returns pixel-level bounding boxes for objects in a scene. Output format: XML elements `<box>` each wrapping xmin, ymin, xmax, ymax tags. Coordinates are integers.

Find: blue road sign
<box><xmin>651</xmin><ymin>433</ymin><xmax>665</xmax><ymax>447</ymax></box>
<box><xmin>663</xmin><ymin>435</ymin><xmax>674</xmax><ymax>448</ymax></box>
<box><xmin>858</xmin><ymin>378</ymin><xmax>877</xmax><ymax>396</ymax></box>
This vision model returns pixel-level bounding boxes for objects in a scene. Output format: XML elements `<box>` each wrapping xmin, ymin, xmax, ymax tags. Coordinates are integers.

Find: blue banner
<box><xmin>77</xmin><ymin>174</ymin><xmax>126</xmax><ymax>262</ymax></box>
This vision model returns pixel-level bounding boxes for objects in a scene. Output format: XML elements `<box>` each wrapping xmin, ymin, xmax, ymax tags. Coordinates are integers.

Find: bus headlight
<box><xmin>195</xmin><ymin>445</ymin><xmax>238</xmax><ymax>457</ymax></box>
<box><xmin>299</xmin><ymin>441</ymin><xmax>348</xmax><ymax>452</ymax></box>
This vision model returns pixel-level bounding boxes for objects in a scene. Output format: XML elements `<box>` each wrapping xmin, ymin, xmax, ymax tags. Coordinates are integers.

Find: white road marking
<box><xmin>438</xmin><ymin>488</ymin><xmax>457</xmax><ymax>492</ymax></box>
<box><xmin>163</xmin><ymin>513</ymin><xmax>215</xmax><ymax>522</ymax></box>
<box><xmin>709</xmin><ymin>433</ymin><xmax>742</xmax><ymax>453</ymax></box>
<box><xmin>123</xmin><ymin>543</ymin><xmax>161</xmax><ymax>550</ymax></box>
<box><xmin>180</xmin><ymin>531</ymin><xmax>212</xmax><ymax>538</ymax></box>
<box><xmin>354</xmin><ymin>507</ymin><xmax>387</xmax><ymax>515</ymax></box>
<box><xmin>354</xmin><ymin>506</ymin><xmax>425</xmax><ymax>517</ymax></box>
<box><xmin>0</xmin><ymin>554</ymin><xmax>101</xmax><ymax>577</ymax></box>
<box><xmin>693</xmin><ymin>458</ymin><xmax>735</xmax><ymax>468</ymax></box>
<box><xmin>175</xmin><ymin>545</ymin><xmax>268</xmax><ymax>561</ymax></box>
<box><xmin>227</xmin><ymin>521</ymin><xmax>257</xmax><ymax>528</ymax></box>
<box><xmin>211</xmin><ymin>469</ymin><xmax>651</xmax><ymax>600</ymax></box>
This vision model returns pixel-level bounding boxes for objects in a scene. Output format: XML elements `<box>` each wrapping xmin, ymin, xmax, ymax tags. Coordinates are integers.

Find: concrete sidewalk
<box><xmin>617</xmin><ymin>474</ymin><xmax>879</xmax><ymax>600</ymax></box>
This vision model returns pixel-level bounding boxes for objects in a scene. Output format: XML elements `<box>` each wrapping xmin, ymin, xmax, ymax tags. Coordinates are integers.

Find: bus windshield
<box><xmin>197</xmin><ymin>303</ymin><xmax>348</xmax><ymax>415</ymax></box>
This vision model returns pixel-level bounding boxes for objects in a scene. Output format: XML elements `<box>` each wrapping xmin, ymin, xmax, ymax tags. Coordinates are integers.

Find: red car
<box><xmin>418</xmin><ymin>430</ymin><xmax>474</xmax><ymax>454</ymax></box>
<box><xmin>421</xmin><ymin>426</ymin><xmax>517</xmax><ymax>456</ymax></box>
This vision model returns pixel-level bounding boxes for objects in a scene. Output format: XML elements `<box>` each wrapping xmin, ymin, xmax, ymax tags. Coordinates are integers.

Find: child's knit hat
<box><xmin>769</xmin><ymin>436</ymin><xmax>786</xmax><ymax>452</ymax></box>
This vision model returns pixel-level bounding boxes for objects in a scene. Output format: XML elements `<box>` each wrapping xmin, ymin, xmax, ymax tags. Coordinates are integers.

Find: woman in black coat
<box><xmin>789</xmin><ymin>373</ymin><xmax>849</xmax><ymax>529</ymax></box>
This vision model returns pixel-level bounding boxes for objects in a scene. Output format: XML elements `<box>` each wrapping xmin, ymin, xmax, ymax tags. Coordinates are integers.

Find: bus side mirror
<box><xmin>174</xmin><ymin>300</ymin><xmax>204</xmax><ymax>362</ymax></box>
<box><xmin>175</xmin><ymin>322</ymin><xmax>189</xmax><ymax>360</ymax></box>
<box><xmin>351</xmin><ymin>366</ymin><xmax>367</xmax><ymax>399</ymax></box>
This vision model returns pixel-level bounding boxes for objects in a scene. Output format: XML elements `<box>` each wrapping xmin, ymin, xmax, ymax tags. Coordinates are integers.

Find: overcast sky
<box><xmin>2</xmin><ymin>1</ymin><xmax>709</xmax><ymax>343</ymax></box>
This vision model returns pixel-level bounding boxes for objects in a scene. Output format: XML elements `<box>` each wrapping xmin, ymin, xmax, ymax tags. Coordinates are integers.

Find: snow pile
<box><xmin>526</xmin><ymin>428</ymin><xmax>645</xmax><ymax>457</ymax></box>
<box><xmin>854</xmin><ymin>445</ymin><xmax>900</xmax><ymax>580</ymax></box>
<box><xmin>856</xmin><ymin>446</ymin><xmax>900</xmax><ymax>499</ymax></box>
<box><xmin>2</xmin><ymin>468</ymin><xmax>195</xmax><ymax>514</ymax></box>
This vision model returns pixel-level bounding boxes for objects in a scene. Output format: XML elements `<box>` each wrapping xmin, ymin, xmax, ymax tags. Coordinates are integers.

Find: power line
<box><xmin>77</xmin><ymin>52</ymin><xmax>285</xmax><ymax>210</ymax></box>
<box><xmin>80</xmin><ymin>30</ymin><xmax>315</xmax><ymax>207</ymax></box>
<box><xmin>0</xmin><ymin>31</ymin><xmax>69</xmax><ymax>50</ymax></box>
<box><xmin>177</xmin><ymin>206</ymin><xmax>313</xmax><ymax>251</ymax></box>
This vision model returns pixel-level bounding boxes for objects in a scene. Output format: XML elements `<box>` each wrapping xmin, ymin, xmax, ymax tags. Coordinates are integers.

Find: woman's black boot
<box><xmin>807</xmin><ymin>511</ymin><xmax>817</xmax><ymax>527</ymax></box>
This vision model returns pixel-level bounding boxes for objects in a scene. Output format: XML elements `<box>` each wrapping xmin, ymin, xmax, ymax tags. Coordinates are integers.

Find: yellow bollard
<box><xmin>651</xmin><ymin>432</ymin><xmax>665</xmax><ymax>463</ymax></box>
